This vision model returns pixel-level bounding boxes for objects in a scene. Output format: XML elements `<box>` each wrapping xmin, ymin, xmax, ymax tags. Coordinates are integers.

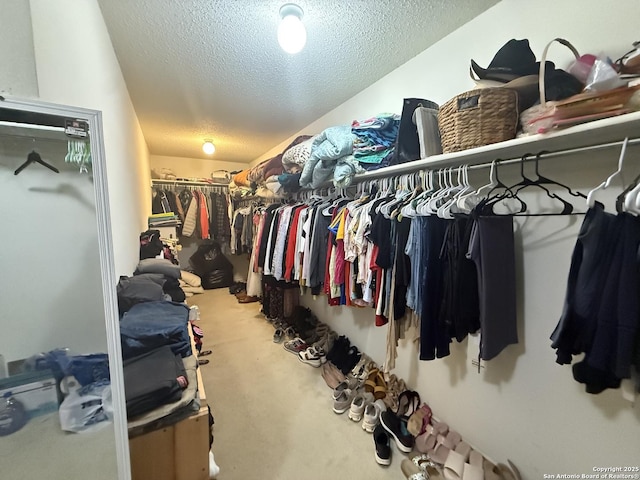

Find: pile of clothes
<box><xmin>116</xmin><ymin>257</ymin><xmax>205</xmax><ymax>434</ymax></box>
<box><xmin>230</xmin><ymin>113</ymin><xmax>400</xmax><ymax>198</ymax></box>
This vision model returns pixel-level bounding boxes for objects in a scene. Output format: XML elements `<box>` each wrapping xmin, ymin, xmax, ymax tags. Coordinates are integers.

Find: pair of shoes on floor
<box><xmin>361</xmin><ymin>398</ymin><xmax>387</xmax><ymax>433</ymax></box>
<box><xmin>326</xmin><ymin>336</ymin><xmax>362</xmax><ymax>375</ymax></box>
<box><xmin>298</xmin><ymin>345</ymin><xmax>326</xmax><ymax>367</ymax></box>
<box><xmin>236</xmin><ymin>293</ymin><xmax>259</xmax><ymax>303</ymax></box>
<box><xmin>401</xmin><ymin>454</ymin><xmax>443</xmax><ymax>479</ymax></box>
<box><xmin>380</xmin><ymin>409</ymin><xmax>415</xmax><ymax>454</ymax></box>
<box><xmin>273</xmin><ymin>328</ymin><xmax>284</xmax><ymax>343</ymax></box>
<box><xmin>312</xmin><ymin>329</ymin><xmax>337</xmax><ymax>354</ymax></box>
<box><xmin>321</xmin><ymin>361</ymin><xmax>346</xmax><ymax>389</ymax></box>
<box><xmin>228</xmin><ymin>282</ymin><xmax>246</xmax><ymax>295</ymax></box>
<box><xmin>347</xmin><ymin>391</ymin><xmax>375</xmax><ymax>422</ymax></box>
<box><xmin>373</xmin><ymin>424</ymin><xmax>392</xmax><ymax>466</ymax></box>
<box><xmin>364</xmin><ymin>368</ymin><xmax>387</xmax><ymax>401</ymax></box>
<box><xmin>436</xmin><ymin>443</ymin><xmax>521</xmax><ymax>480</ymax></box>
<box><xmin>349</xmin><ymin>391</ymin><xmax>387</xmax><ymax>433</ymax></box>
<box><xmin>283</xmin><ymin>337</ymin><xmax>308</xmax><ymax>355</ymax></box>
<box><xmin>383</xmin><ymin>373</ymin><xmax>407</xmax><ymax>412</ymax></box>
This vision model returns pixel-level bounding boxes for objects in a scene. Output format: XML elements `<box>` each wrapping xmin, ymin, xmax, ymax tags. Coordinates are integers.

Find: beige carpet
<box><xmin>188</xmin><ymin>289</ymin><xmax>408</xmax><ymax>480</ymax></box>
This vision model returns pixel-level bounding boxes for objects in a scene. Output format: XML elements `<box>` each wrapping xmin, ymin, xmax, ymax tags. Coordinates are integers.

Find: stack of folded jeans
<box><xmin>119</xmin><ymin>301</ymin><xmax>191</xmax><ymax>360</ymax></box>
<box><xmin>123</xmin><ymin>345</ymin><xmax>187</xmax><ymax>418</ymax></box>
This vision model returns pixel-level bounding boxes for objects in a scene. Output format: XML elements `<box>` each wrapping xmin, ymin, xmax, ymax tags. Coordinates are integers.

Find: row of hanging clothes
<box><xmin>151</xmin><ymin>182</ymin><xmax>231</xmax><ymax>243</ymax></box>
<box><xmin>230</xmin><ymin>197</ymin><xmax>260</xmax><ymax>256</ymax></box>
<box><xmin>244</xmin><ymin>150</ymin><xmax>592</xmax><ymax>370</ymax></box>
<box><xmin>551</xmin><ymin>137</ymin><xmax>640</xmax><ymax>395</ymax></box>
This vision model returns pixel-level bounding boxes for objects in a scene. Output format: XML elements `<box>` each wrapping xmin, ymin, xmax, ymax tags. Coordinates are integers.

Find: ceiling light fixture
<box><xmin>278</xmin><ymin>3</ymin><xmax>306</xmax><ymax>54</ymax></box>
<box><xmin>202</xmin><ymin>140</ymin><xmax>215</xmax><ymax>155</ymax></box>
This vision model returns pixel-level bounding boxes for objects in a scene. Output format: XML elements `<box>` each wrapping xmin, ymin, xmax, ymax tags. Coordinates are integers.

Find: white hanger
<box><xmin>401</xmin><ymin>170</ymin><xmax>427</xmax><ymax>218</ymax></box>
<box><xmin>441</xmin><ymin>164</ymin><xmax>470</xmax><ymax>217</ymax></box>
<box><xmin>586</xmin><ymin>137</ymin><xmax>629</xmax><ymax>208</ymax></box>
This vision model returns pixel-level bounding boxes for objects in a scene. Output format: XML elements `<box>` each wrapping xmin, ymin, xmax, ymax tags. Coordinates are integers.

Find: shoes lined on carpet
<box><xmin>259</xmin><ymin>304</ymin><xmax>521</xmax><ymax>475</ymax></box>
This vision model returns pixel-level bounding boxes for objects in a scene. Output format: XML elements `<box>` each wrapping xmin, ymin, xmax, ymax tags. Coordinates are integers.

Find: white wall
<box><xmin>261</xmin><ymin>0</ymin><xmax>640</xmax><ymax>476</ymax></box>
<box><xmin>150</xmin><ymin>154</ymin><xmax>246</xmax><ymax>180</ymax></box>
<box><xmin>0</xmin><ymin>0</ymin><xmax>38</xmax><ymax>97</ymax></box>
<box><xmin>29</xmin><ymin>0</ymin><xmax>150</xmax><ymax>277</ymax></box>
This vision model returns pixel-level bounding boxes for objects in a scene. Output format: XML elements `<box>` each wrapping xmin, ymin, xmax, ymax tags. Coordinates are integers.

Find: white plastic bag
<box><xmin>59</xmin><ymin>381</ymin><xmax>113</xmax><ymax>433</ymax></box>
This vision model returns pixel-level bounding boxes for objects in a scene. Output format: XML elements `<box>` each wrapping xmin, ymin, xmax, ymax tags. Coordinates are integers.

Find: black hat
<box><xmin>471</xmin><ymin>39</ymin><xmax>546</xmax><ymax>83</ymax></box>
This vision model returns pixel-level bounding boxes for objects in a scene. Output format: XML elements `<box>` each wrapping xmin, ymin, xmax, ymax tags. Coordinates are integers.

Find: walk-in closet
<box><xmin>1</xmin><ymin>1</ymin><xmax>639</xmax><ymax>479</ymax></box>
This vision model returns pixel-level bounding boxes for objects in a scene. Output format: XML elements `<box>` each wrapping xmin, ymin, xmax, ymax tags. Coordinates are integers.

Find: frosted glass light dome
<box><xmin>202</xmin><ymin>141</ymin><xmax>215</xmax><ymax>155</ymax></box>
<box><xmin>277</xmin><ymin>4</ymin><xmax>306</xmax><ymax>54</ymax></box>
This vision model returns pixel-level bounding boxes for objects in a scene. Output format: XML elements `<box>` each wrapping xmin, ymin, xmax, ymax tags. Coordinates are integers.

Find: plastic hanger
<box><xmin>417</xmin><ymin>169</ymin><xmax>443</xmax><ymax>215</ymax></box>
<box><xmin>444</xmin><ymin>164</ymin><xmax>472</xmax><ymax>216</ymax></box>
<box><xmin>509</xmin><ymin>153</ymin><xmax>574</xmax><ymax>215</ymax></box>
<box><xmin>616</xmin><ymin>172</ymin><xmax>640</xmax><ymax>214</ymax></box>
<box><xmin>625</xmin><ymin>174</ymin><xmax>640</xmax><ymax>214</ymax></box>
<box><xmin>400</xmin><ymin>170</ymin><xmax>429</xmax><ymax>218</ymax></box>
<box><xmin>586</xmin><ymin>137</ymin><xmax>629</xmax><ymax>208</ymax></box>
<box><xmin>14</xmin><ymin>150</ymin><xmax>60</xmax><ymax>176</ymax></box>
<box><xmin>437</xmin><ymin>165</ymin><xmax>468</xmax><ymax>218</ymax></box>
<box><xmin>532</xmin><ymin>151</ymin><xmax>586</xmax><ymax>199</ymax></box>
<box><xmin>480</xmin><ymin>160</ymin><xmax>527</xmax><ymax>215</ymax></box>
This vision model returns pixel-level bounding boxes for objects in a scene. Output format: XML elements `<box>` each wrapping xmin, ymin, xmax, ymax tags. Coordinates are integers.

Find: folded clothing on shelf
<box><xmin>123</xmin><ymin>345</ymin><xmax>187</xmax><ymax>418</ymax></box>
<box><xmin>119</xmin><ymin>301</ymin><xmax>191</xmax><ymax>360</ymax></box>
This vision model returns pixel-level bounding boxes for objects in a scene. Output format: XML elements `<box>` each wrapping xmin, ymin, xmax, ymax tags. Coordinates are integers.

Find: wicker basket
<box><xmin>437</xmin><ymin>88</ymin><xmax>518</xmax><ymax>153</ymax></box>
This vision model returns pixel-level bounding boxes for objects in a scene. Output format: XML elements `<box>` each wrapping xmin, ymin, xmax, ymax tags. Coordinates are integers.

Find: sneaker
<box><xmin>362</xmin><ymin>399</ymin><xmax>387</xmax><ymax>433</ymax></box>
<box><xmin>283</xmin><ymin>337</ymin><xmax>308</xmax><ymax>354</ymax></box>
<box><xmin>380</xmin><ymin>410</ymin><xmax>414</xmax><ymax>453</ymax></box>
<box><xmin>348</xmin><ymin>391</ymin><xmax>374</xmax><ymax>422</ymax></box>
<box><xmin>273</xmin><ymin>328</ymin><xmax>284</xmax><ymax>343</ymax></box>
<box><xmin>332</xmin><ymin>376</ymin><xmax>360</xmax><ymax>400</ymax></box>
<box><xmin>298</xmin><ymin>346</ymin><xmax>325</xmax><ymax>367</ymax></box>
<box><xmin>332</xmin><ymin>389</ymin><xmax>354</xmax><ymax>414</ymax></box>
<box><xmin>373</xmin><ymin>424</ymin><xmax>391</xmax><ymax>466</ymax></box>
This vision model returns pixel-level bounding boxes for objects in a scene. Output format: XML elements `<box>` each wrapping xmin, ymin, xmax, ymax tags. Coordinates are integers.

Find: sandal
<box><xmin>401</xmin><ymin>455</ymin><xmax>444</xmax><ymax>480</ymax></box>
<box><xmin>397</xmin><ymin>389</ymin><xmax>421</xmax><ymax>419</ymax></box>
<box><xmin>415</xmin><ymin>430</ymin><xmax>437</xmax><ymax>453</ymax></box>
<box><xmin>364</xmin><ymin>368</ymin><xmax>380</xmax><ymax>394</ymax></box>
<box><xmin>373</xmin><ymin>371</ymin><xmax>387</xmax><ymax>400</ymax></box>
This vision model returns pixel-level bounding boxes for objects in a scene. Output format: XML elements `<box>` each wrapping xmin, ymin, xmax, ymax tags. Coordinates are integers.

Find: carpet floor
<box><xmin>188</xmin><ymin>289</ymin><xmax>408</xmax><ymax>480</ymax></box>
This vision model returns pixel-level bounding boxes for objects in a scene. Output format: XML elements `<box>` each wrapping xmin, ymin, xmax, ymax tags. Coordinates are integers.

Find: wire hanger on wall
<box><xmin>14</xmin><ymin>150</ymin><xmax>60</xmax><ymax>176</ymax></box>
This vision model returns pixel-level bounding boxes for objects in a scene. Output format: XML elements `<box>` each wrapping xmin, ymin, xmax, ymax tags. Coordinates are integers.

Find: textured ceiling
<box><xmin>98</xmin><ymin>0</ymin><xmax>499</xmax><ymax>163</ymax></box>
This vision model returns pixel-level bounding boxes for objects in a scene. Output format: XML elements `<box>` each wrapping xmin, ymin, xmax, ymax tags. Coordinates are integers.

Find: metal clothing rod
<box><xmin>468</xmin><ymin>137</ymin><xmax>640</xmax><ymax>172</ymax></box>
<box><xmin>0</xmin><ymin>121</ymin><xmax>64</xmax><ymax>133</ymax></box>
<box><xmin>151</xmin><ymin>179</ymin><xmax>229</xmax><ymax>187</ymax></box>
<box><xmin>349</xmin><ymin>136</ymin><xmax>640</xmax><ymax>183</ymax></box>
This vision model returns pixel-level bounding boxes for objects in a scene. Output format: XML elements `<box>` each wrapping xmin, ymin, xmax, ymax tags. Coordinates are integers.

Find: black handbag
<box><xmin>390</xmin><ymin>98</ymin><xmax>438</xmax><ymax>165</ymax></box>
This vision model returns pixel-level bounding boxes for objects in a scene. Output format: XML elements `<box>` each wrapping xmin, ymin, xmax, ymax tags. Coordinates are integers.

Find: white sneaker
<box><xmin>298</xmin><ymin>345</ymin><xmax>325</xmax><ymax>368</ymax></box>
<box><xmin>362</xmin><ymin>399</ymin><xmax>387</xmax><ymax>433</ymax></box>
<box><xmin>348</xmin><ymin>391</ymin><xmax>374</xmax><ymax>422</ymax></box>
<box><xmin>332</xmin><ymin>376</ymin><xmax>359</xmax><ymax>400</ymax></box>
<box><xmin>333</xmin><ymin>389</ymin><xmax>354</xmax><ymax>414</ymax></box>
<box><xmin>209</xmin><ymin>450</ymin><xmax>220</xmax><ymax>479</ymax></box>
